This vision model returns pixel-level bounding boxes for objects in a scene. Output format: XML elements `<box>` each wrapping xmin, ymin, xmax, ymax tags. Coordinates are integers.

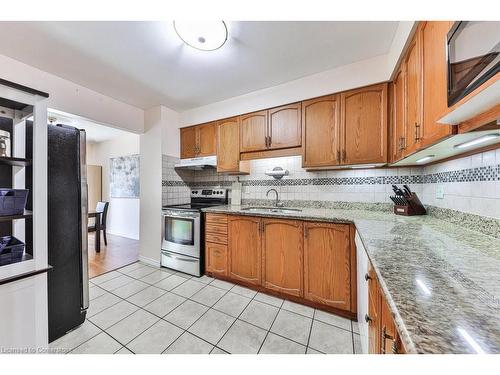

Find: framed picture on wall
<box><xmin>110</xmin><ymin>155</ymin><xmax>140</xmax><ymax>198</ymax></box>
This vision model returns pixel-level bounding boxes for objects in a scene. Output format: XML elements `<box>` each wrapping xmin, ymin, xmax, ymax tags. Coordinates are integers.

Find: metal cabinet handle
<box><xmin>337</xmin><ymin>150</ymin><xmax>340</xmax><ymax>163</ymax></box>
<box><xmin>365</xmin><ymin>314</ymin><xmax>372</xmax><ymax>323</ymax></box>
<box><xmin>381</xmin><ymin>326</ymin><xmax>397</xmax><ymax>354</ymax></box>
<box><xmin>365</xmin><ymin>273</ymin><xmax>372</xmax><ymax>281</ymax></box>
<box><xmin>304</xmin><ymin>226</ymin><xmax>308</xmax><ymax>238</ymax></box>
<box><xmin>342</xmin><ymin>150</ymin><xmax>346</xmax><ymax>162</ymax></box>
<box><xmin>414</xmin><ymin>123</ymin><xmax>421</xmax><ymax>141</ymax></box>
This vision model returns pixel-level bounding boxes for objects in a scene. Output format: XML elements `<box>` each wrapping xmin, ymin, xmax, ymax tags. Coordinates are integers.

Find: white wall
<box><xmin>87</xmin><ymin>133</ymin><xmax>140</xmax><ymax>240</ymax></box>
<box><xmin>0</xmin><ymin>53</ymin><xmax>144</xmax><ymax>133</ymax></box>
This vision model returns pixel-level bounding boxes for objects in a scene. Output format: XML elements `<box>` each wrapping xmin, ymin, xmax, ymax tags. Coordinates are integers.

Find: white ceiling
<box><xmin>48</xmin><ymin>109</ymin><xmax>133</xmax><ymax>143</ymax></box>
<box><xmin>0</xmin><ymin>21</ymin><xmax>399</xmax><ymax>111</ymax></box>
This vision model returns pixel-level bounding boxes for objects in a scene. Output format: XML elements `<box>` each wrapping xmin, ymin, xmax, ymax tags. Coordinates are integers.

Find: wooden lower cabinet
<box><xmin>206</xmin><ymin>213</ymin><xmax>356</xmax><ymax>317</ymax></box>
<box><xmin>367</xmin><ymin>262</ymin><xmax>406</xmax><ymax>354</ymax></box>
<box><xmin>304</xmin><ymin>222</ymin><xmax>352</xmax><ymax>311</ymax></box>
<box><xmin>262</xmin><ymin>218</ymin><xmax>303</xmax><ymax>297</ymax></box>
<box><xmin>227</xmin><ymin>215</ymin><xmax>262</xmax><ymax>285</ymax></box>
<box><xmin>205</xmin><ymin>242</ymin><xmax>227</xmax><ymax>277</ymax></box>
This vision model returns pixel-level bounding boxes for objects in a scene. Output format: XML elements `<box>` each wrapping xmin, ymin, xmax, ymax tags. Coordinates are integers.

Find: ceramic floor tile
<box><xmin>127</xmin><ymin>286</ymin><xmax>166</xmax><ymax>307</ymax></box>
<box><xmin>90</xmin><ymin>271</ymin><xmax>122</xmax><ymax>285</ymax></box>
<box><xmin>282</xmin><ymin>300</ymin><xmax>315</xmax><ymax>318</ymax></box>
<box><xmin>127</xmin><ymin>319</ymin><xmax>183</xmax><ymax>354</ymax></box>
<box><xmin>86</xmin><ymin>292</ymin><xmax>121</xmax><ymax>317</ymax></box>
<box><xmin>113</xmin><ymin>280</ymin><xmax>150</xmax><ymax>299</ymax></box>
<box><xmin>188</xmin><ymin>309</ymin><xmax>235</xmax><ymax>345</ymax></box>
<box><xmin>70</xmin><ymin>332</ymin><xmax>122</xmax><ymax>354</ymax></box>
<box><xmin>213</xmin><ymin>292</ymin><xmax>251</xmax><ymax>318</ymax></box>
<box><xmin>230</xmin><ymin>285</ymin><xmax>257</xmax><ymax>299</ymax></box>
<box><xmin>171</xmin><ymin>279</ymin><xmax>205</xmax><ymax>298</ymax></box>
<box><xmin>195</xmin><ymin>275</ymin><xmax>214</xmax><ymax>284</ymax></box>
<box><xmin>117</xmin><ymin>262</ymin><xmax>145</xmax><ymax>274</ymax></box>
<box><xmin>88</xmin><ymin>300</ymin><xmax>139</xmax><ymax>330</ymax></box>
<box><xmin>191</xmin><ymin>285</ymin><xmax>227</xmax><ymax>307</ymax></box>
<box><xmin>353</xmin><ymin>333</ymin><xmax>362</xmax><ymax>354</ymax></box>
<box><xmin>308</xmin><ymin>320</ymin><xmax>354</xmax><ymax>354</ymax></box>
<box><xmin>306</xmin><ymin>347</ymin><xmax>323</xmax><ymax>354</ymax></box>
<box><xmin>49</xmin><ymin>320</ymin><xmax>101</xmax><ymax>353</ymax></box>
<box><xmin>154</xmin><ymin>275</ymin><xmax>188</xmax><ymax>291</ymax></box>
<box><xmin>218</xmin><ymin>320</ymin><xmax>267</xmax><ymax>354</ymax></box>
<box><xmin>127</xmin><ymin>266</ymin><xmax>157</xmax><ymax>279</ymax></box>
<box><xmin>239</xmin><ymin>300</ymin><xmax>279</xmax><ymax>330</ymax></box>
<box><xmin>254</xmin><ymin>292</ymin><xmax>284</xmax><ymax>307</ymax></box>
<box><xmin>210</xmin><ymin>279</ymin><xmax>235</xmax><ymax>291</ymax></box>
<box><xmin>270</xmin><ymin>309</ymin><xmax>312</xmax><ymax>345</ymax></box>
<box><xmin>210</xmin><ymin>347</ymin><xmax>229</xmax><ymax>354</ymax></box>
<box><xmin>259</xmin><ymin>333</ymin><xmax>306</xmax><ymax>354</ymax></box>
<box><xmin>314</xmin><ymin>310</ymin><xmax>352</xmax><ymax>332</ymax></box>
<box><xmin>106</xmin><ymin>309</ymin><xmax>160</xmax><ymax>345</ymax></box>
<box><xmin>116</xmin><ymin>347</ymin><xmax>133</xmax><ymax>354</ymax></box>
<box><xmin>163</xmin><ymin>332</ymin><xmax>214</xmax><ymax>354</ymax></box>
<box><xmin>352</xmin><ymin>321</ymin><xmax>360</xmax><ymax>334</ymax></box>
<box><xmin>89</xmin><ymin>285</ymin><xmax>107</xmax><ymax>301</ymax></box>
<box><xmin>174</xmin><ymin>271</ymin><xmax>193</xmax><ymax>279</ymax></box>
<box><xmin>99</xmin><ymin>274</ymin><xmax>135</xmax><ymax>291</ymax></box>
<box><xmin>143</xmin><ymin>292</ymin><xmax>186</xmax><ymax>318</ymax></box>
<box><xmin>164</xmin><ymin>300</ymin><xmax>208</xmax><ymax>329</ymax></box>
<box><xmin>139</xmin><ymin>270</ymin><xmax>171</xmax><ymax>285</ymax></box>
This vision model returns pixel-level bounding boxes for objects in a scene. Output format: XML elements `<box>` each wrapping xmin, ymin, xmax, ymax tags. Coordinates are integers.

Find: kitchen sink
<box><xmin>240</xmin><ymin>207</ymin><xmax>302</xmax><ymax>214</ymax></box>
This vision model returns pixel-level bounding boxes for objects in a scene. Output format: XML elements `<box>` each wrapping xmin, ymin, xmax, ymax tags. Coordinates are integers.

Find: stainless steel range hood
<box><xmin>174</xmin><ymin>155</ymin><xmax>217</xmax><ymax>170</ymax></box>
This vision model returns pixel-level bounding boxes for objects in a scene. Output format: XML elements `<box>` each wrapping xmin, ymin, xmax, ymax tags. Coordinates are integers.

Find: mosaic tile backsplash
<box><xmin>162</xmin><ymin>148</ymin><xmax>500</xmax><ymax>222</ymax></box>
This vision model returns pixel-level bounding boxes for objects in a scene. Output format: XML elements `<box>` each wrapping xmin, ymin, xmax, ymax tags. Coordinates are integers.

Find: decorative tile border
<box><xmin>423</xmin><ymin>164</ymin><xmax>499</xmax><ymax>184</ymax></box>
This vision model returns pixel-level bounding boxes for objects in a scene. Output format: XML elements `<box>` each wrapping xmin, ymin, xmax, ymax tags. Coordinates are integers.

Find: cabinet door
<box><xmin>392</xmin><ymin>67</ymin><xmax>407</xmax><ymax>161</ymax></box>
<box><xmin>197</xmin><ymin>122</ymin><xmax>216</xmax><ymax>156</ymax></box>
<box><xmin>268</xmin><ymin>103</ymin><xmax>302</xmax><ymax>150</ymax></box>
<box><xmin>227</xmin><ymin>216</ymin><xmax>262</xmax><ymax>285</ymax></box>
<box><xmin>240</xmin><ymin>111</ymin><xmax>268</xmax><ymax>152</ymax></box>
<box><xmin>341</xmin><ymin>83</ymin><xmax>388</xmax><ymax>165</ymax></box>
<box><xmin>205</xmin><ymin>242</ymin><xmax>228</xmax><ymax>276</ymax></box>
<box><xmin>180</xmin><ymin>126</ymin><xmax>197</xmax><ymax>159</ymax></box>
<box><xmin>302</xmin><ymin>95</ymin><xmax>341</xmax><ymax>167</ymax></box>
<box><xmin>303</xmin><ymin>222</ymin><xmax>351</xmax><ymax>310</ymax></box>
<box><xmin>367</xmin><ymin>265</ymin><xmax>381</xmax><ymax>354</ymax></box>
<box><xmin>404</xmin><ymin>35</ymin><xmax>422</xmax><ymax>155</ymax></box>
<box><xmin>217</xmin><ymin>117</ymin><xmax>241</xmax><ymax>173</ymax></box>
<box><xmin>262</xmin><ymin>219</ymin><xmax>303</xmax><ymax>297</ymax></box>
<box><xmin>380</xmin><ymin>293</ymin><xmax>399</xmax><ymax>354</ymax></box>
<box><xmin>421</xmin><ymin>21</ymin><xmax>454</xmax><ymax>147</ymax></box>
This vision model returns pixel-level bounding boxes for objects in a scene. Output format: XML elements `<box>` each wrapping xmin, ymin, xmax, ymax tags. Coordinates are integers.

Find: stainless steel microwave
<box><xmin>447</xmin><ymin>21</ymin><xmax>500</xmax><ymax>106</ymax></box>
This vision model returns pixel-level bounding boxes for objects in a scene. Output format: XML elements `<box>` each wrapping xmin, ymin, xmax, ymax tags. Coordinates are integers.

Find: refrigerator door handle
<box><xmin>79</xmin><ymin>129</ymin><xmax>90</xmax><ymax>311</ymax></box>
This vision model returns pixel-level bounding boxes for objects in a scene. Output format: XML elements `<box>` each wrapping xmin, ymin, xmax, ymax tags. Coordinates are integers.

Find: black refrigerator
<box><xmin>27</xmin><ymin>122</ymin><xmax>89</xmax><ymax>342</ymax></box>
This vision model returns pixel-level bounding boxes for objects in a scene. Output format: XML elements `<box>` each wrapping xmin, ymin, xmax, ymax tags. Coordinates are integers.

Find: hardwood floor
<box><xmin>88</xmin><ymin>233</ymin><xmax>139</xmax><ymax>278</ymax></box>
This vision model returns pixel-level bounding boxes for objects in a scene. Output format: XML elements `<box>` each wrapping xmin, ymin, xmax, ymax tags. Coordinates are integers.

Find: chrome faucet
<box><xmin>266</xmin><ymin>188</ymin><xmax>284</xmax><ymax>207</ymax></box>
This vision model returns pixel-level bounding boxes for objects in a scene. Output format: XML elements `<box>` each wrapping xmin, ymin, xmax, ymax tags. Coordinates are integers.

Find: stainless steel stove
<box><xmin>161</xmin><ymin>188</ymin><xmax>227</xmax><ymax>277</ymax></box>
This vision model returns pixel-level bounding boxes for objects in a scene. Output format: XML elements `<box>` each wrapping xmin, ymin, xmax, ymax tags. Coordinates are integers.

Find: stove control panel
<box><xmin>191</xmin><ymin>189</ymin><xmax>227</xmax><ymax>199</ymax></box>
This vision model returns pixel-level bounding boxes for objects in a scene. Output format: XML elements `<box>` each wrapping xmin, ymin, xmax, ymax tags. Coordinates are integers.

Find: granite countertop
<box><xmin>202</xmin><ymin>205</ymin><xmax>500</xmax><ymax>354</ymax></box>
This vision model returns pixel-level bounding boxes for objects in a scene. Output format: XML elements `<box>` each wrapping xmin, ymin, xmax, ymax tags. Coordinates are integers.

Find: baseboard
<box><xmin>107</xmin><ymin>230</ymin><xmax>139</xmax><ymax>241</ymax></box>
<box><xmin>139</xmin><ymin>255</ymin><xmax>160</xmax><ymax>267</ymax></box>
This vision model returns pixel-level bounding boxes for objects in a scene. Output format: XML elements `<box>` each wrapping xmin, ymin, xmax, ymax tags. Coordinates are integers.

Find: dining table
<box><xmin>88</xmin><ymin>210</ymin><xmax>102</xmax><ymax>253</ymax></box>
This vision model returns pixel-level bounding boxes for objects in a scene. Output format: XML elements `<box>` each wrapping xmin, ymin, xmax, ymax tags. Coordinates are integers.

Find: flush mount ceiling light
<box><xmin>173</xmin><ymin>21</ymin><xmax>228</xmax><ymax>51</ymax></box>
<box><xmin>454</xmin><ymin>134</ymin><xmax>500</xmax><ymax>149</ymax></box>
<box><xmin>416</xmin><ymin>155</ymin><xmax>435</xmax><ymax>164</ymax></box>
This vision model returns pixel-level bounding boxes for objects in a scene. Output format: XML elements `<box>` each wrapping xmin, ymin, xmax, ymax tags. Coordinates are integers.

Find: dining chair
<box><xmin>88</xmin><ymin>201</ymin><xmax>109</xmax><ymax>246</ymax></box>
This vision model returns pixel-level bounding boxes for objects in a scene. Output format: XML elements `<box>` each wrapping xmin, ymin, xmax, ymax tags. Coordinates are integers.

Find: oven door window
<box><xmin>165</xmin><ymin>217</ymin><xmax>194</xmax><ymax>246</ymax></box>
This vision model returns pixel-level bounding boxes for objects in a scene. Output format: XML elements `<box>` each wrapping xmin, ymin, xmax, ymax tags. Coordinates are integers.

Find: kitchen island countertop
<box><xmin>202</xmin><ymin>205</ymin><xmax>500</xmax><ymax>354</ymax></box>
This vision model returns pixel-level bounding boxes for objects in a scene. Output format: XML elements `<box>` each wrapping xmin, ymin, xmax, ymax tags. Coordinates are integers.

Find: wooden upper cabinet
<box><xmin>341</xmin><ymin>83</ymin><xmax>388</xmax><ymax>165</ymax></box>
<box><xmin>302</xmin><ymin>95</ymin><xmax>341</xmax><ymax>168</ymax></box>
<box><xmin>420</xmin><ymin>21</ymin><xmax>455</xmax><ymax>147</ymax></box>
<box><xmin>403</xmin><ymin>34</ymin><xmax>423</xmax><ymax>156</ymax></box>
<box><xmin>216</xmin><ymin>117</ymin><xmax>250</xmax><ymax>174</ymax></box>
<box><xmin>392</xmin><ymin>67</ymin><xmax>407</xmax><ymax>161</ymax></box>
<box><xmin>197</xmin><ymin>122</ymin><xmax>216</xmax><ymax>156</ymax></box>
<box><xmin>303</xmin><ymin>222</ymin><xmax>351</xmax><ymax>311</ymax></box>
<box><xmin>180</xmin><ymin>122</ymin><xmax>216</xmax><ymax>159</ymax></box>
<box><xmin>268</xmin><ymin>103</ymin><xmax>302</xmax><ymax>150</ymax></box>
<box><xmin>227</xmin><ymin>215</ymin><xmax>262</xmax><ymax>285</ymax></box>
<box><xmin>240</xmin><ymin>111</ymin><xmax>268</xmax><ymax>152</ymax></box>
<box><xmin>262</xmin><ymin>219</ymin><xmax>303</xmax><ymax>297</ymax></box>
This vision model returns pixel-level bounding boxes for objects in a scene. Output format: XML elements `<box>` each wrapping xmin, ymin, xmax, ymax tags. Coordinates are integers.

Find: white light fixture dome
<box><xmin>173</xmin><ymin>21</ymin><xmax>228</xmax><ymax>51</ymax></box>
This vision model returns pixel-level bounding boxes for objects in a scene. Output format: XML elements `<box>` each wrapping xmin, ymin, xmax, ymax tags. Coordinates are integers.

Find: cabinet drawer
<box><xmin>206</xmin><ymin>213</ymin><xmax>228</xmax><ymax>225</ymax></box>
<box><xmin>206</xmin><ymin>232</ymin><xmax>228</xmax><ymax>245</ymax></box>
<box><xmin>205</xmin><ymin>223</ymin><xmax>227</xmax><ymax>235</ymax></box>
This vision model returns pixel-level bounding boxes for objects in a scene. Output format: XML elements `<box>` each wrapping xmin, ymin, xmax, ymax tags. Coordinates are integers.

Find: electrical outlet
<box><xmin>436</xmin><ymin>185</ymin><xmax>445</xmax><ymax>199</ymax></box>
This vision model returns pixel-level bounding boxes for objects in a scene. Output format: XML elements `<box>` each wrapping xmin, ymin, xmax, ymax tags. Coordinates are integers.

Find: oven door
<box><xmin>162</xmin><ymin>210</ymin><xmax>200</xmax><ymax>258</ymax></box>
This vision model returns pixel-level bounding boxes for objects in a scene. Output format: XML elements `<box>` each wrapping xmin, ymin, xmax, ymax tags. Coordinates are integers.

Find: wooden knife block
<box><xmin>393</xmin><ymin>193</ymin><xmax>427</xmax><ymax>216</ymax></box>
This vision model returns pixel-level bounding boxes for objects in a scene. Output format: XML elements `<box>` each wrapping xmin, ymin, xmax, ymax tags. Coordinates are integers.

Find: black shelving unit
<box><xmin>0</xmin><ymin>157</ymin><xmax>32</xmax><ymax>167</ymax></box>
<box><xmin>0</xmin><ymin>210</ymin><xmax>33</xmax><ymax>222</ymax></box>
